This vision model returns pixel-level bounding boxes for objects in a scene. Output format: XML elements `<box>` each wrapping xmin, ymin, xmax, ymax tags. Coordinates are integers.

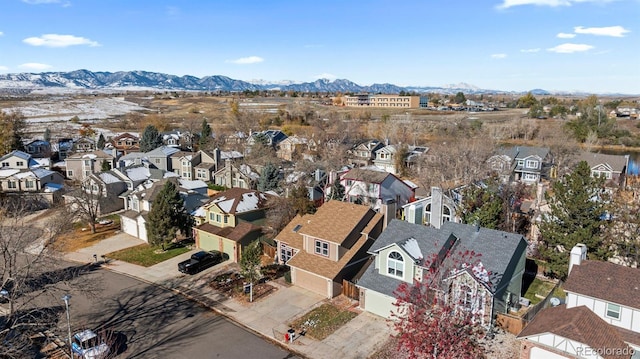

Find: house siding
<box><xmin>377</xmin><ymin>245</ymin><xmax>414</xmax><ymax>284</ymax></box>
<box><xmin>293</xmin><ymin>267</ymin><xmax>331</xmax><ymax>298</ymax></box>
<box><xmin>566</xmin><ymin>292</ymin><xmax>640</xmax><ymax>332</ymax></box>
<box><xmin>362</xmin><ymin>289</ymin><xmax>397</xmax><ymax>319</ymax></box>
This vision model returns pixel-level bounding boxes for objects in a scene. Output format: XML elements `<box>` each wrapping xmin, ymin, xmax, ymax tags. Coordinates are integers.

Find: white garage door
<box><xmin>120</xmin><ymin>216</ymin><xmax>138</xmax><ymax>238</ymax></box>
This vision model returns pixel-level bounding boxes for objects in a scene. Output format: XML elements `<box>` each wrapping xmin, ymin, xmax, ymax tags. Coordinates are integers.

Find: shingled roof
<box><xmin>205</xmin><ymin>188</ymin><xmax>273</xmax><ymax>214</ymax></box>
<box><xmin>518</xmin><ymin>305</ymin><xmax>631</xmax><ymax>359</ymax></box>
<box><xmin>564</xmin><ymin>260</ymin><xmax>640</xmax><ymax>310</ymax></box>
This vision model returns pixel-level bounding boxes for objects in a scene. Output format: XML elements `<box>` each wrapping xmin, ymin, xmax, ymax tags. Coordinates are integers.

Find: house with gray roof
<box><xmin>145</xmin><ymin>145</ymin><xmax>181</xmax><ymax>172</ymax></box>
<box><xmin>339</xmin><ymin>166</ymin><xmax>415</xmax><ymax>212</ymax></box>
<box><xmin>488</xmin><ymin>146</ymin><xmax>552</xmax><ymax>184</ymax></box>
<box><xmin>0</xmin><ymin>150</ymin><xmax>64</xmax><ymax>200</ymax></box>
<box><xmin>577</xmin><ymin>151</ymin><xmax>629</xmax><ymax>188</ymax></box>
<box><xmin>356</xmin><ymin>220</ymin><xmax>527</xmax><ymax>328</ymax></box>
<box><xmin>65</xmin><ymin>150</ymin><xmax>116</xmax><ymax>181</ymax></box>
<box><xmin>402</xmin><ymin>186</ymin><xmax>460</xmax><ymax>228</ymax></box>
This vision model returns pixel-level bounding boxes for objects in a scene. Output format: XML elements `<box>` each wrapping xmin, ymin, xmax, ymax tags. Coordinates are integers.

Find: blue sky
<box><xmin>0</xmin><ymin>0</ymin><xmax>638</xmax><ymax>94</ymax></box>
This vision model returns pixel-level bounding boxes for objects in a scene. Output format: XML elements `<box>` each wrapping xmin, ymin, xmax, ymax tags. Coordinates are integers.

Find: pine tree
<box><xmin>199</xmin><ymin>118</ymin><xmax>212</xmax><ymax>149</ymax></box>
<box><xmin>97</xmin><ymin>133</ymin><xmax>106</xmax><ymax>150</ymax></box>
<box><xmin>539</xmin><ymin>161</ymin><xmax>608</xmax><ymax>279</ymax></box>
<box><xmin>257</xmin><ymin>163</ymin><xmax>280</xmax><ymax>192</ymax></box>
<box><xmin>139</xmin><ymin>125</ymin><xmax>163</xmax><ymax>152</ymax></box>
<box><xmin>43</xmin><ymin>128</ymin><xmax>51</xmax><ymax>143</ymax></box>
<box><xmin>290</xmin><ymin>184</ymin><xmax>315</xmax><ymax>215</ymax></box>
<box><xmin>328</xmin><ymin>177</ymin><xmax>345</xmax><ymax>201</ymax></box>
<box><xmin>146</xmin><ymin>181</ymin><xmax>192</xmax><ymax>249</ymax></box>
<box><xmin>100</xmin><ymin>159</ymin><xmax>111</xmax><ymax>172</ymax></box>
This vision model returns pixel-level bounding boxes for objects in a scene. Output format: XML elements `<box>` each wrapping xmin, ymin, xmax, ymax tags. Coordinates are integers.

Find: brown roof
<box><xmin>617</xmin><ymin>327</ymin><xmax>640</xmax><ymax>347</ymax></box>
<box><xmin>205</xmin><ymin>188</ymin><xmax>273</xmax><ymax>214</ymax></box>
<box><xmin>286</xmin><ymin>212</ymin><xmax>383</xmax><ymax>280</ymax></box>
<box><xmin>564</xmin><ymin>260</ymin><xmax>640</xmax><ymax>309</ymax></box>
<box><xmin>275</xmin><ymin>215</ymin><xmax>306</xmax><ymax>250</ymax></box>
<box><xmin>518</xmin><ymin>305</ymin><xmax>631</xmax><ymax>359</ymax></box>
<box><xmin>341</xmin><ymin>167</ymin><xmax>391</xmax><ymax>184</ymax></box>
<box><xmin>196</xmin><ymin>221</ymin><xmax>261</xmax><ymax>243</ymax></box>
<box><xmin>295</xmin><ymin>200</ymin><xmax>375</xmax><ymax>245</ymax></box>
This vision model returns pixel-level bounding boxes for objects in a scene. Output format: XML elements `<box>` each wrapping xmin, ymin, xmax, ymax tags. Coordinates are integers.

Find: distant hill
<box><xmin>0</xmin><ymin>69</ymin><xmax>559</xmax><ymax>96</ymax></box>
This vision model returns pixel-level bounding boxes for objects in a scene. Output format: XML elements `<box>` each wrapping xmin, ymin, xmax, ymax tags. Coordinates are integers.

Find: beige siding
<box><xmin>362</xmin><ymin>289</ymin><xmax>397</xmax><ymax>319</ymax></box>
<box><xmin>293</xmin><ymin>268</ymin><xmax>330</xmax><ymax>298</ymax></box>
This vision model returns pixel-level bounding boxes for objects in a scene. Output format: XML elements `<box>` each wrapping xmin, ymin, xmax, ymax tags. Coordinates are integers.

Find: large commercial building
<box><xmin>341</xmin><ymin>94</ymin><xmax>428</xmax><ymax>108</ymax></box>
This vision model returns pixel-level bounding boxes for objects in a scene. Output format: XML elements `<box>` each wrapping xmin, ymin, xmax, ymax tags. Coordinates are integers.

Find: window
<box><xmin>524</xmin><ymin>173</ymin><xmax>538</xmax><ymax>181</ymax></box>
<box><xmin>606</xmin><ymin>303</ymin><xmax>621</xmax><ymax>320</ymax></box>
<box><xmin>8</xmin><ymin>181</ymin><xmax>16</xmax><ymax>189</ymax></box>
<box><xmin>460</xmin><ymin>285</ymin><xmax>473</xmax><ymax>311</ymax></box>
<box><xmin>425</xmin><ymin>203</ymin><xmax>432</xmax><ymax>225</ymax></box>
<box><xmin>25</xmin><ymin>180</ymin><xmax>34</xmax><ymax>189</ymax></box>
<box><xmin>16</xmin><ymin>161</ymin><xmax>23</xmax><ymax>167</ymax></box>
<box><xmin>67</xmin><ymin>170</ymin><xmax>74</xmax><ymax>177</ymax></box>
<box><xmin>525</xmin><ymin>160</ymin><xmax>539</xmax><ymax>168</ymax></box>
<box><xmin>367</xmin><ymin>183</ymin><xmax>376</xmax><ymax>193</ymax></box>
<box><xmin>387</xmin><ymin>251</ymin><xmax>404</xmax><ymax>277</ymax></box>
<box><xmin>216</xmin><ymin>214</ymin><xmax>221</xmax><ymax>222</ymax></box>
<box><xmin>209</xmin><ymin>213</ymin><xmax>214</xmax><ymax>221</ymax></box>
<box><xmin>280</xmin><ymin>245</ymin><xmax>294</xmax><ymax>263</ymax></box>
<box><xmin>517</xmin><ymin>160</ymin><xmax>524</xmax><ymax>167</ymax></box>
<box><xmin>1</xmin><ymin>162</ymin><xmax>8</xmax><ymax>167</ymax></box>
<box><xmin>314</xmin><ymin>240</ymin><xmax>329</xmax><ymax>257</ymax></box>
<box><xmin>223</xmin><ymin>215</ymin><xmax>228</xmax><ymax>224</ymax></box>
<box><xmin>443</xmin><ymin>205</ymin><xmax>452</xmax><ymax>222</ymax></box>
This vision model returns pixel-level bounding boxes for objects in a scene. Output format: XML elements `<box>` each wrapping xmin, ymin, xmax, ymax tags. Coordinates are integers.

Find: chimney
<box><xmin>430</xmin><ymin>187</ymin><xmax>443</xmax><ymax>229</ymax></box>
<box><xmin>381</xmin><ymin>198</ymin><xmax>396</xmax><ymax>229</ymax></box>
<box><xmin>569</xmin><ymin>243</ymin><xmax>587</xmax><ymax>275</ymax></box>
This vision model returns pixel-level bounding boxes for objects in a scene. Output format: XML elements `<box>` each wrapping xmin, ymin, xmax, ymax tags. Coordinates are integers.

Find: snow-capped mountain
<box><xmin>0</xmin><ymin>69</ymin><xmax>530</xmax><ymax>95</ymax></box>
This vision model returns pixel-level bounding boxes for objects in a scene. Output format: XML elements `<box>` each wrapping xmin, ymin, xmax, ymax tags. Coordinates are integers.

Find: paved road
<box><xmin>59</xmin><ymin>263</ymin><xmax>297</xmax><ymax>359</ymax></box>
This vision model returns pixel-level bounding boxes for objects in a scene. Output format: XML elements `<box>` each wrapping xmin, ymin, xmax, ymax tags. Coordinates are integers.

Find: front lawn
<box><xmin>523</xmin><ymin>278</ymin><xmax>557</xmax><ymax>305</ymax></box>
<box><xmin>57</xmin><ymin>217</ymin><xmax>121</xmax><ymax>252</ymax></box>
<box><xmin>106</xmin><ymin>243</ymin><xmax>191</xmax><ymax>267</ymax></box>
<box><xmin>289</xmin><ymin>303</ymin><xmax>358</xmax><ymax>340</ymax></box>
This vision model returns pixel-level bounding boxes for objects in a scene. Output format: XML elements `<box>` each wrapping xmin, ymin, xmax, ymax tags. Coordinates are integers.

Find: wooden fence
<box><xmin>342</xmin><ymin>279</ymin><xmax>359</xmax><ymax>300</ymax></box>
<box><xmin>261</xmin><ymin>242</ymin><xmax>276</xmax><ymax>260</ymax></box>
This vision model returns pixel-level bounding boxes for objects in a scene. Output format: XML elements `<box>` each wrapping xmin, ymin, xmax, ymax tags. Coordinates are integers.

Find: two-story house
<box><xmin>24</xmin><ymin>139</ymin><xmax>51</xmax><ymax>159</ymax></box>
<box><xmin>110</xmin><ymin>133</ymin><xmax>140</xmax><ymax>155</ymax></box>
<box><xmin>212</xmin><ymin>161</ymin><xmax>260</xmax><ymax>190</ymax></box>
<box><xmin>577</xmin><ymin>151</ymin><xmax>629</xmax><ymax>188</ymax></box>
<box><xmin>193</xmin><ymin>188</ymin><xmax>274</xmax><ymax>262</ymax></box>
<box><xmin>340</xmin><ymin>167</ymin><xmax>415</xmax><ymax>212</ymax></box>
<box><xmin>169</xmin><ymin>150</ymin><xmax>218</xmax><ymax>181</ymax></box>
<box><xmin>372</xmin><ymin>144</ymin><xmax>398</xmax><ymax>174</ymax></box>
<box><xmin>356</xmin><ymin>220</ymin><xmax>527</xmax><ymax>327</ymax></box>
<box><xmin>488</xmin><ymin>146</ymin><xmax>552</xmax><ymax>184</ymax></box>
<box><xmin>0</xmin><ymin>150</ymin><xmax>64</xmax><ymax>196</ymax></box>
<box><xmin>349</xmin><ymin>139</ymin><xmax>384</xmax><ymax>168</ymax></box>
<box><xmin>247</xmin><ymin>129</ymin><xmax>288</xmax><ymax>149</ymax></box>
<box><xmin>402</xmin><ymin>186</ymin><xmax>461</xmax><ymax>228</ymax></box>
<box><xmin>120</xmin><ymin>177</ymin><xmax>209</xmax><ymax>242</ymax></box>
<box><xmin>276</xmin><ymin>135</ymin><xmax>309</xmax><ymax>162</ymax></box>
<box><xmin>145</xmin><ymin>145</ymin><xmax>181</xmax><ymax>172</ymax></box>
<box><xmin>72</xmin><ymin>137</ymin><xmax>97</xmax><ymax>153</ymax></box>
<box><xmin>56</xmin><ymin>138</ymin><xmax>75</xmax><ymax>160</ymax></box>
<box><xmin>275</xmin><ymin>200</ymin><xmax>384</xmax><ymax>299</ymax></box>
<box><xmin>518</xmin><ymin>244</ymin><xmax>639</xmax><ymax>358</ymax></box>
<box><xmin>161</xmin><ymin>130</ymin><xmax>194</xmax><ymax>150</ymax></box>
<box><xmin>65</xmin><ymin>150</ymin><xmax>116</xmax><ymax>181</ymax></box>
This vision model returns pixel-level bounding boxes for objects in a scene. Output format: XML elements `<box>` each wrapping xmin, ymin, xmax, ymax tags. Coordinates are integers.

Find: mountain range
<box><xmin>0</xmin><ymin>69</ymin><xmax>551</xmax><ymax>95</ymax></box>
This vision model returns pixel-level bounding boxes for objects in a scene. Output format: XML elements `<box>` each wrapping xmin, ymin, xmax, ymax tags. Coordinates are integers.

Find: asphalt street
<box><xmin>57</xmin><ymin>261</ymin><xmax>297</xmax><ymax>359</ymax></box>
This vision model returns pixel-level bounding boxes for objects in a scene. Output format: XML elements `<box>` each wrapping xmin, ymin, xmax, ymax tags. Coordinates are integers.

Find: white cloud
<box><xmin>547</xmin><ymin>43</ymin><xmax>594</xmax><ymax>53</ymax></box>
<box><xmin>520</xmin><ymin>48</ymin><xmax>541</xmax><ymax>53</ymax></box>
<box><xmin>226</xmin><ymin>56</ymin><xmax>264</xmax><ymax>64</ymax></box>
<box><xmin>23</xmin><ymin>34</ymin><xmax>99</xmax><ymax>47</ymax></box>
<box><xmin>497</xmin><ymin>0</ymin><xmax>615</xmax><ymax>9</ymax></box>
<box><xmin>491</xmin><ymin>53</ymin><xmax>507</xmax><ymax>59</ymax></box>
<box><xmin>557</xmin><ymin>32</ymin><xmax>576</xmax><ymax>38</ymax></box>
<box><xmin>0</xmin><ymin>66</ymin><xmax>8</xmax><ymax>71</ymax></box>
<box><xmin>18</xmin><ymin>63</ymin><xmax>53</xmax><ymax>70</ymax></box>
<box><xmin>312</xmin><ymin>73</ymin><xmax>337</xmax><ymax>80</ymax></box>
<box><xmin>574</xmin><ymin>25</ymin><xmax>629</xmax><ymax>37</ymax></box>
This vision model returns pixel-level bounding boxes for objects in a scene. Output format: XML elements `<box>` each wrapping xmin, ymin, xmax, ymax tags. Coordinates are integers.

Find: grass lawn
<box><xmin>523</xmin><ymin>278</ymin><xmax>557</xmax><ymax>305</ymax></box>
<box><xmin>106</xmin><ymin>243</ymin><xmax>191</xmax><ymax>267</ymax></box>
<box><xmin>57</xmin><ymin>216</ymin><xmax>122</xmax><ymax>252</ymax></box>
<box><xmin>289</xmin><ymin>303</ymin><xmax>358</xmax><ymax>340</ymax></box>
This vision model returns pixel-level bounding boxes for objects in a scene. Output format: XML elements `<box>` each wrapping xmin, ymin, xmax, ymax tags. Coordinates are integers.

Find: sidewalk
<box><xmin>63</xmin><ymin>232</ymin><xmax>392</xmax><ymax>359</ymax></box>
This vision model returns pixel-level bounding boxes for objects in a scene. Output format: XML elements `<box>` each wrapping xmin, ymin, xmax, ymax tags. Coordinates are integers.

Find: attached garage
<box><xmin>361</xmin><ymin>289</ymin><xmax>397</xmax><ymax>319</ymax></box>
<box><xmin>293</xmin><ymin>268</ymin><xmax>332</xmax><ymax>298</ymax></box>
<box><xmin>121</xmin><ymin>216</ymin><xmax>137</xmax><ymax>237</ymax></box>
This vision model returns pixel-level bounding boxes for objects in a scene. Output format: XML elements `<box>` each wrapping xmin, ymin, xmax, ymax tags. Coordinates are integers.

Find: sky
<box><xmin>0</xmin><ymin>0</ymin><xmax>638</xmax><ymax>94</ymax></box>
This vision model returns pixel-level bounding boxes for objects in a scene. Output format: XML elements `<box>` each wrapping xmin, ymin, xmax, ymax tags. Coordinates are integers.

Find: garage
<box><xmin>293</xmin><ymin>268</ymin><xmax>330</xmax><ymax>298</ymax></box>
<box><xmin>530</xmin><ymin>346</ymin><xmax>570</xmax><ymax>359</ymax></box>
<box><xmin>120</xmin><ymin>214</ymin><xmax>138</xmax><ymax>238</ymax></box>
<box><xmin>362</xmin><ymin>289</ymin><xmax>396</xmax><ymax>319</ymax></box>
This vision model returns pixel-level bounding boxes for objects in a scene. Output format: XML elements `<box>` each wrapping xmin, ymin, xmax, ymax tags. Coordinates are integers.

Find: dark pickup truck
<box><xmin>178</xmin><ymin>250</ymin><xmax>223</xmax><ymax>274</ymax></box>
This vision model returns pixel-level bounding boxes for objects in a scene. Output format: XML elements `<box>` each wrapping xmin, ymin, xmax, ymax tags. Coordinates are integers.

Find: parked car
<box><xmin>71</xmin><ymin>329</ymin><xmax>110</xmax><ymax>359</ymax></box>
<box><xmin>178</xmin><ymin>250</ymin><xmax>224</xmax><ymax>274</ymax></box>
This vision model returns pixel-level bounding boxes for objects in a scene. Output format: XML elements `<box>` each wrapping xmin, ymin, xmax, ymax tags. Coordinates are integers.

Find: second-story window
<box><xmin>314</xmin><ymin>240</ymin><xmax>329</xmax><ymax>257</ymax></box>
<box><xmin>525</xmin><ymin>160</ymin><xmax>539</xmax><ymax>168</ymax></box>
<box><xmin>387</xmin><ymin>251</ymin><xmax>404</xmax><ymax>278</ymax></box>
<box><xmin>606</xmin><ymin>303</ymin><xmax>621</xmax><ymax>320</ymax></box>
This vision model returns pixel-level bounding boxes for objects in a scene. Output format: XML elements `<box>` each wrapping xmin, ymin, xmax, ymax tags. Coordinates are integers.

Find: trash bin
<box><xmin>287</xmin><ymin>329</ymin><xmax>295</xmax><ymax>343</ymax></box>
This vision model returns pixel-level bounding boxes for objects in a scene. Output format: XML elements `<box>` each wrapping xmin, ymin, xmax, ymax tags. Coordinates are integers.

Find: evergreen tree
<box><xmin>199</xmin><ymin>118</ymin><xmax>212</xmax><ymax>149</ymax></box>
<box><xmin>328</xmin><ymin>177</ymin><xmax>345</xmax><ymax>201</ymax></box>
<box><xmin>146</xmin><ymin>180</ymin><xmax>192</xmax><ymax>249</ymax></box>
<box><xmin>0</xmin><ymin>111</ymin><xmax>26</xmax><ymax>153</ymax></box>
<box><xmin>454</xmin><ymin>91</ymin><xmax>466</xmax><ymax>104</ymax></box>
<box><xmin>461</xmin><ymin>184</ymin><xmax>503</xmax><ymax>230</ymax></box>
<box><xmin>139</xmin><ymin>125</ymin><xmax>163</xmax><ymax>152</ymax></box>
<box><xmin>290</xmin><ymin>184</ymin><xmax>316</xmax><ymax>215</ymax></box>
<box><xmin>97</xmin><ymin>133</ymin><xmax>106</xmax><ymax>150</ymax></box>
<box><xmin>43</xmin><ymin>128</ymin><xmax>51</xmax><ymax>143</ymax></box>
<box><xmin>257</xmin><ymin>163</ymin><xmax>280</xmax><ymax>192</ymax></box>
<box><xmin>539</xmin><ymin>161</ymin><xmax>608</xmax><ymax>279</ymax></box>
<box><xmin>100</xmin><ymin>159</ymin><xmax>111</xmax><ymax>172</ymax></box>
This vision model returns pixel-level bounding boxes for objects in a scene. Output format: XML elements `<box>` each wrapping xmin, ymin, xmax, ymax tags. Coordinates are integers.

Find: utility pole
<box><xmin>62</xmin><ymin>294</ymin><xmax>72</xmax><ymax>359</ymax></box>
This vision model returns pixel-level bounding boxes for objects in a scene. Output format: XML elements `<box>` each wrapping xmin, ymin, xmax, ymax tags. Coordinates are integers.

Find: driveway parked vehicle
<box><xmin>178</xmin><ymin>250</ymin><xmax>224</xmax><ymax>274</ymax></box>
<box><xmin>71</xmin><ymin>329</ymin><xmax>110</xmax><ymax>359</ymax></box>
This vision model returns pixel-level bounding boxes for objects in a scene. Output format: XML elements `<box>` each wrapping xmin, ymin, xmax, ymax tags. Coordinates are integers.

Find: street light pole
<box><xmin>62</xmin><ymin>294</ymin><xmax>72</xmax><ymax>359</ymax></box>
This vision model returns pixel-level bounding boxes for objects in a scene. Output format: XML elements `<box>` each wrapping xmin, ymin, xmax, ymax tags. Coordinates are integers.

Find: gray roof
<box><xmin>358</xmin><ymin>220</ymin><xmax>526</xmax><ymax>296</ymax></box>
<box><xmin>506</xmin><ymin>146</ymin><xmax>549</xmax><ymax>161</ymax></box>
<box><xmin>145</xmin><ymin>145</ymin><xmax>181</xmax><ymax>157</ymax></box>
<box><xmin>576</xmin><ymin>151</ymin><xmax>628</xmax><ymax>172</ymax></box>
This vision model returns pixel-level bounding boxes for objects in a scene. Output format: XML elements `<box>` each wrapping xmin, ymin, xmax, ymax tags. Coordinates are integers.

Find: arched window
<box><xmin>443</xmin><ymin>205</ymin><xmax>452</xmax><ymax>223</ymax></box>
<box><xmin>387</xmin><ymin>251</ymin><xmax>404</xmax><ymax>278</ymax></box>
<box><xmin>424</xmin><ymin>203</ymin><xmax>431</xmax><ymax>225</ymax></box>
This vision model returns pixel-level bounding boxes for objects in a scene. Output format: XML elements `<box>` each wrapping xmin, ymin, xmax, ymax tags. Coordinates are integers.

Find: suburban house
<box><xmin>284</xmin><ymin>168</ymin><xmax>328</xmax><ymax>207</ymax></box>
<box><xmin>372</xmin><ymin>144</ymin><xmax>398</xmax><ymax>174</ymax></box>
<box><xmin>212</xmin><ymin>161</ymin><xmax>260</xmax><ymax>190</ymax></box>
<box><xmin>275</xmin><ymin>200</ymin><xmax>384</xmax><ymax>299</ymax></box>
<box><xmin>402</xmin><ymin>186</ymin><xmax>461</xmax><ymax>228</ymax></box>
<box><xmin>577</xmin><ymin>151</ymin><xmax>629</xmax><ymax>188</ymax></box>
<box><xmin>169</xmin><ymin>150</ymin><xmax>219</xmax><ymax>181</ymax></box>
<box><xmin>110</xmin><ymin>133</ymin><xmax>140</xmax><ymax>155</ymax></box>
<box><xmin>518</xmin><ymin>244</ymin><xmax>640</xmax><ymax>358</ymax></box>
<box><xmin>356</xmin><ymin>220</ymin><xmax>527</xmax><ymax>327</ymax></box>
<box><xmin>348</xmin><ymin>139</ymin><xmax>384</xmax><ymax>168</ymax></box>
<box><xmin>65</xmin><ymin>150</ymin><xmax>116</xmax><ymax>181</ymax></box>
<box><xmin>247</xmin><ymin>129</ymin><xmax>288</xmax><ymax>149</ymax></box>
<box><xmin>24</xmin><ymin>139</ymin><xmax>52</xmax><ymax>159</ymax></box>
<box><xmin>488</xmin><ymin>146</ymin><xmax>552</xmax><ymax>183</ymax></box>
<box><xmin>145</xmin><ymin>145</ymin><xmax>181</xmax><ymax>172</ymax></box>
<box><xmin>193</xmin><ymin>188</ymin><xmax>273</xmax><ymax>262</ymax></box>
<box><xmin>276</xmin><ymin>135</ymin><xmax>310</xmax><ymax>161</ymax></box>
<box><xmin>72</xmin><ymin>137</ymin><xmax>97</xmax><ymax>153</ymax></box>
<box><xmin>340</xmin><ymin>166</ymin><xmax>415</xmax><ymax>212</ymax></box>
<box><xmin>120</xmin><ymin>177</ymin><xmax>209</xmax><ymax>242</ymax></box>
<box><xmin>56</xmin><ymin>138</ymin><xmax>75</xmax><ymax>160</ymax></box>
<box><xmin>0</xmin><ymin>150</ymin><xmax>64</xmax><ymax>196</ymax></box>
<box><xmin>161</xmin><ymin>130</ymin><xmax>194</xmax><ymax>150</ymax></box>
<box><xmin>75</xmin><ymin>171</ymin><xmax>129</xmax><ymax>214</ymax></box>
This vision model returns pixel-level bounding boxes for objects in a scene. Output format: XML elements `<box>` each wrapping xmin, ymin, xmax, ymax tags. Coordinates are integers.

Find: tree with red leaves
<box><xmin>391</xmin><ymin>249</ymin><xmax>487</xmax><ymax>359</ymax></box>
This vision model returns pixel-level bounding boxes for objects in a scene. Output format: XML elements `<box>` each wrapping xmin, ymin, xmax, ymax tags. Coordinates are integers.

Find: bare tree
<box><xmin>64</xmin><ymin>180</ymin><xmax>104</xmax><ymax>234</ymax></box>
